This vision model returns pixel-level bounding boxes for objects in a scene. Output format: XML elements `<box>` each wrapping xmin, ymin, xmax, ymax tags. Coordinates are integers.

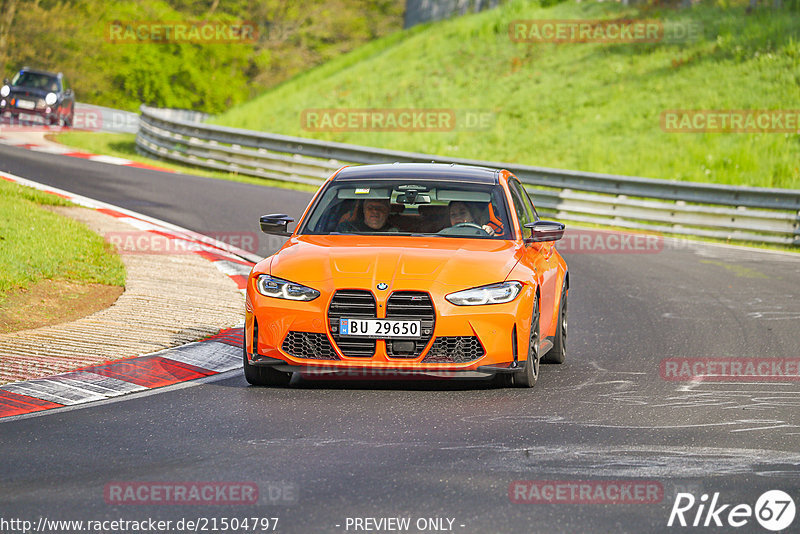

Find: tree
<box><xmin>0</xmin><ymin>0</ymin><xmax>19</xmax><ymax>77</ymax></box>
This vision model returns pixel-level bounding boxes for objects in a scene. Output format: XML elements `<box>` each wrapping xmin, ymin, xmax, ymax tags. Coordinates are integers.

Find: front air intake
<box><xmin>281</xmin><ymin>331</ymin><xmax>340</xmax><ymax>360</ymax></box>
<box><xmin>385</xmin><ymin>291</ymin><xmax>435</xmax><ymax>358</ymax></box>
<box><xmin>422</xmin><ymin>336</ymin><xmax>485</xmax><ymax>363</ymax></box>
<box><xmin>327</xmin><ymin>290</ymin><xmax>377</xmax><ymax>357</ymax></box>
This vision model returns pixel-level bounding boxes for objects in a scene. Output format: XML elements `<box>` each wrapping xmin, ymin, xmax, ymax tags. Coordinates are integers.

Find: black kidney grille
<box><xmin>386</xmin><ymin>291</ymin><xmax>435</xmax><ymax>358</ymax></box>
<box><xmin>328</xmin><ymin>290</ymin><xmax>376</xmax><ymax>357</ymax></box>
<box><xmin>282</xmin><ymin>331</ymin><xmax>339</xmax><ymax>360</ymax></box>
<box><xmin>422</xmin><ymin>336</ymin><xmax>485</xmax><ymax>363</ymax></box>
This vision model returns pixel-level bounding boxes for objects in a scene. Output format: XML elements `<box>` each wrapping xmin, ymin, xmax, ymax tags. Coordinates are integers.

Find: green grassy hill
<box><xmin>212</xmin><ymin>1</ymin><xmax>800</xmax><ymax>188</ymax></box>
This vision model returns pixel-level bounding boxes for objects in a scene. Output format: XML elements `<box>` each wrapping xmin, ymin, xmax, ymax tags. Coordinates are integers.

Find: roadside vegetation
<box><xmin>210</xmin><ymin>1</ymin><xmax>800</xmax><ymax>189</ymax></box>
<box><xmin>0</xmin><ymin>180</ymin><xmax>126</xmax><ymax>332</ymax></box>
<box><xmin>0</xmin><ymin>0</ymin><xmax>404</xmax><ymax>114</ymax></box>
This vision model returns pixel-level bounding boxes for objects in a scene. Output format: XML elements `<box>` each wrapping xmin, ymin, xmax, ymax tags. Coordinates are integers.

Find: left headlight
<box><xmin>445</xmin><ymin>281</ymin><xmax>523</xmax><ymax>306</ymax></box>
<box><xmin>0</xmin><ymin>85</ymin><xmax>9</xmax><ymax>98</ymax></box>
<box><xmin>256</xmin><ymin>274</ymin><xmax>320</xmax><ymax>301</ymax></box>
<box><xmin>45</xmin><ymin>92</ymin><xmax>58</xmax><ymax>106</ymax></box>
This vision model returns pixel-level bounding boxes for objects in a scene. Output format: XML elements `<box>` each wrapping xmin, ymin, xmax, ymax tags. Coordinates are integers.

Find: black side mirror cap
<box><xmin>259</xmin><ymin>213</ymin><xmax>294</xmax><ymax>236</ymax></box>
<box><xmin>524</xmin><ymin>220</ymin><xmax>565</xmax><ymax>243</ymax></box>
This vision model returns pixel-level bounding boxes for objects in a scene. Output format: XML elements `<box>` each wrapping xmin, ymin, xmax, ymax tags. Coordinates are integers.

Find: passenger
<box><xmin>448</xmin><ymin>201</ymin><xmax>496</xmax><ymax>236</ymax></box>
<box><xmin>337</xmin><ymin>198</ymin><xmax>398</xmax><ymax>233</ymax></box>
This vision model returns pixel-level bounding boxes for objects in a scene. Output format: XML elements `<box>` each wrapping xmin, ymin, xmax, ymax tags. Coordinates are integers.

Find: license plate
<box><xmin>339</xmin><ymin>318</ymin><xmax>421</xmax><ymax>338</ymax></box>
<box><xmin>15</xmin><ymin>100</ymin><xmax>35</xmax><ymax>110</ymax></box>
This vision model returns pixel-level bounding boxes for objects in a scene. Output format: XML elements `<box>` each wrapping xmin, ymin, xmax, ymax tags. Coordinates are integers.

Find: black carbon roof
<box><xmin>18</xmin><ymin>67</ymin><xmax>61</xmax><ymax>78</ymax></box>
<box><xmin>333</xmin><ymin>163</ymin><xmax>500</xmax><ymax>184</ymax></box>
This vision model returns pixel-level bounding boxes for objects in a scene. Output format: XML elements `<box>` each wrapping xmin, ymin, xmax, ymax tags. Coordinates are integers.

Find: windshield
<box><xmin>300</xmin><ymin>179</ymin><xmax>512</xmax><ymax>239</ymax></box>
<box><xmin>11</xmin><ymin>72</ymin><xmax>60</xmax><ymax>92</ymax></box>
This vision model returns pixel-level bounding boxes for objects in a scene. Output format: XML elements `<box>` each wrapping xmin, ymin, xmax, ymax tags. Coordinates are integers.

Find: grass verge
<box><xmin>211</xmin><ymin>1</ymin><xmax>800</xmax><ymax>189</ymax></box>
<box><xmin>0</xmin><ymin>180</ymin><xmax>126</xmax><ymax>324</ymax></box>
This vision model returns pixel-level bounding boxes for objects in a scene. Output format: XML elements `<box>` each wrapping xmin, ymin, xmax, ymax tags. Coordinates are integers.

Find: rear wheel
<box><xmin>513</xmin><ymin>295</ymin><xmax>540</xmax><ymax>388</ymax></box>
<box><xmin>242</xmin><ymin>342</ymin><xmax>292</xmax><ymax>386</ymax></box>
<box><xmin>542</xmin><ymin>283</ymin><xmax>567</xmax><ymax>364</ymax></box>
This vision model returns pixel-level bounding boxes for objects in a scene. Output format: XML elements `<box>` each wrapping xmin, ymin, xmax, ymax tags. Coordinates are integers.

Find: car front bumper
<box><xmin>1</xmin><ymin>100</ymin><xmax>63</xmax><ymax>123</ymax></box>
<box><xmin>245</xmin><ymin>279</ymin><xmax>537</xmax><ymax>373</ymax></box>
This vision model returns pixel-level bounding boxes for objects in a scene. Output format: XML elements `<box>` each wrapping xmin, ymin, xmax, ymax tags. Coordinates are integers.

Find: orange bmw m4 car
<box><xmin>244</xmin><ymin>163</ymin><xmax>568</xmax><ymax>388</ymax></box>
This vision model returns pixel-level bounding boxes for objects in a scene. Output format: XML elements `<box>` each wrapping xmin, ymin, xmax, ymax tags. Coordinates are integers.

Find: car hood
<box><xmin>268</xmin><ymin>235</ymin><xmax>522</xmax><ymax>291</ymax></box>
<box><xmin>8</xmin><ymin>87</ymin><xmax>51</xmax><ymax>98</ymax></box>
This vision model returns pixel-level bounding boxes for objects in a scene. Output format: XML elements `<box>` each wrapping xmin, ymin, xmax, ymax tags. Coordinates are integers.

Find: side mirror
<box><xmin>259</xmin><ymin>213</ymin><xmax>294</xmax><ymax>236</ymax></box>
<box><xmin>3</xmin><ymin>78</ymin><xmax>9</xmax><ymax>86</ymax></box>
<box><xmin>65</xmin><ymin>89</ymin><xmax>73</xmax><ymax>96</ymax></box>
<box><xmin>524</xmin><ymin>220</ymin><xmax>565</xmax><ymax>243</ymax></box>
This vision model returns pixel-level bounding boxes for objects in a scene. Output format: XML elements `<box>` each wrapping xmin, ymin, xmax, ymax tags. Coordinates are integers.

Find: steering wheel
<box><xmin>438</xmin><ymin>222</ymin><xmax>492</xmax><ymax>236</ymax></box>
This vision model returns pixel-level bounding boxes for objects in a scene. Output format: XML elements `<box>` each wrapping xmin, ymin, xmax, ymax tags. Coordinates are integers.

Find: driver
<box><xmin>337</xmin><ymin>198</ymin><xmax>398</xmax><ymax>233</ymax></box>
<box><xmin>448</xmin><ymin>201</ymin><xmax>496</xmax><ymax>236</ymax></box>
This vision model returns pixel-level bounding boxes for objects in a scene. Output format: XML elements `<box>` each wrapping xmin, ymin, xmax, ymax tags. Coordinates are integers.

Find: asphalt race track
<box><xmin>2</xmin><ymin>143</ymin><xmax>800</xmax><ymax>533</ymax></box>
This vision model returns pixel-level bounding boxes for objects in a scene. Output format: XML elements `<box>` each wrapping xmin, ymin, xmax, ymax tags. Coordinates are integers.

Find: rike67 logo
<box><xmin>668</xmin><ymin>490</ymin><xmax>795</xmax><ymax>531</ymax></box>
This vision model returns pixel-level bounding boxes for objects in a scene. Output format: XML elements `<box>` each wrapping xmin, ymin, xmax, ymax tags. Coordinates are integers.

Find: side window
<box><xmin>508</xmin><ymin>179</ymin><xmax>536</xmax><ymax>237</ymax></box>
<box><xmin>520</xmin><ymin>184</ymin><xmax>540</xmax><ymax>221</ymax></box>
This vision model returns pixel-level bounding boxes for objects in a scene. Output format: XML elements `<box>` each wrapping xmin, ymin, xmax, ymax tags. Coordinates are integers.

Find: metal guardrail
<box><xmin>136</xmin><ymin>105</ymin><xmax>800</xmax><ymax>246</ymax></box>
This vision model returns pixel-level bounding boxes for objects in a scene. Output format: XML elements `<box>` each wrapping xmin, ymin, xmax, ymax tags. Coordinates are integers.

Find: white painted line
<box><xmin>214</xmin><ymin>260</ymin><xmax>254</xmax><ymax>277</ymax></box>
<box><xmin>88</xmin><ymin>155</ymin><xmax>134</xmax><ymax>165</ymax></box>
<box><xmin>161</xmin><ymin>342</ymin><xmax>242</xmax><ymax>373</ymax></box>
<box><xmin>2</xmin><ymin>379</ymin><xmax>108</xmax><ymax>406</ymax></box>
<box><xmin>27</xmin><ymin>145</ymin><xmax>74</xmax><ymax>155</ymax></box>
<box><xmin>51</xmin><ymin>371</ymin><xmax>147</xmax><ymax>396</ymax></box>
<box><xmin>0</xmin><ymin>138</ymin><xmax>27</xmax><ymax>146</ymax></box>
<box><xmin>0</xmin><ymin>368</ymin><xmax>243</xmax><ymax>424</ymax></box>
<box><xmin>0</xmin><ymin>342</ymin><xmax>242</xmax><ymax>408</ymax></box>
<box><xmin>0</xmin><ymin>170</ymin><xmax>263</xmax><ymax>264</ymax></box>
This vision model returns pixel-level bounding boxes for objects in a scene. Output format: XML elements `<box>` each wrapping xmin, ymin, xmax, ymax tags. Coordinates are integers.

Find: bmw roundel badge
<box><xmin>377</xmin><ymin>283</ymin><xmax>388</xmax><ymax>291</ymax></box>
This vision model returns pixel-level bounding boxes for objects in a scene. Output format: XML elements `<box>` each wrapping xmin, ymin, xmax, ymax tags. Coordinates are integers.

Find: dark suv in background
<box><xmin>0</xmin><ymin>67</ymin><xmax>75</xmax><ymax>126</ymax></box>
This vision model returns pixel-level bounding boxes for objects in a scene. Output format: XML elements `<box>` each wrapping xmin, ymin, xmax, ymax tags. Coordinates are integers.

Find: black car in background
<box><xmin>0</xmin><ymin>67</ymin><xmax>75</xmax><ymax>126</ymax></box>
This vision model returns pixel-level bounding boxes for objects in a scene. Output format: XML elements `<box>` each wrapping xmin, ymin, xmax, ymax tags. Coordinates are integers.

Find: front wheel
<box><xmin>243</xmin><ymin>343</ymin><xmax>292</xmax><ymax>386</ymax></box>
<box><xmin>513</xmin><ymin>295</ymin><xmax>540</xmax><ymax>388</ymax></box>
<box><xmin>542</xmin><ymin>283</ymin><xmax>567</xmax><ymax>364</ymax></box>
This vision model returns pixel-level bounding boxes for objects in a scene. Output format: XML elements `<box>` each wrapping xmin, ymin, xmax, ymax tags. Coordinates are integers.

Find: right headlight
<box><xmin>0</xmin><ymin>85</ymin><xmax>10</xmax><ymax>98</ymax></box>
<box><xmin>255</xmin><ymin>274</ymin><xmax>320</xmax><ymax>301</ymax></box>
<box><xmin>445</xmin><ymin>281</ymin><xmax>523</xmax><ymax>306</ymax></box>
